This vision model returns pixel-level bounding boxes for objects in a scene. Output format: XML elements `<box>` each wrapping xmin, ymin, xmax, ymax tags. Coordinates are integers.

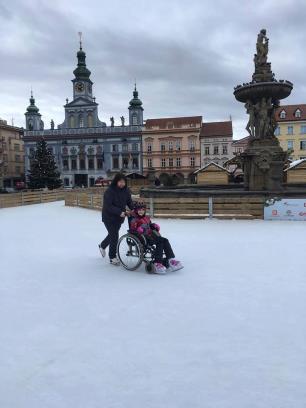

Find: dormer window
<box><xmin>279</xmin><ymin>110</ymin><xmax>286</xmax><ymax>119</ymax></box>
<box><xmin>295</xmin><ymin>109</ymin><xmax>301</xmax><ymax>118</ymax></box>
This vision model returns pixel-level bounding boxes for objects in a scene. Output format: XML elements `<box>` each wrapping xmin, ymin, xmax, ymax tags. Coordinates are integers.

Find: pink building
<box><xmin>143</xmin><ymin>116</ymin><xmax>202</xmax><ymax>184</ymax></box>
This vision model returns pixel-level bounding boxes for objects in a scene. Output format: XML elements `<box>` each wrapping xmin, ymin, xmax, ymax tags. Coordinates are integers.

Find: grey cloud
<box><xmin>0</xmin><ymin>0</ymin><xmax>305</xmax><ymax>138</ymax></box>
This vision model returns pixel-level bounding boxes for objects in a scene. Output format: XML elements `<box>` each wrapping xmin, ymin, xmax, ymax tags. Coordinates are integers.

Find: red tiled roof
<box><xmin>232</xmin><ymin>136</ymin><xmax>250</xmax><ymax>145</ymax></box>
<box><xmin>200</xmin><ymin>121</ymin><xmax>233</xmax><ymax>138</ymax></box>
<box><xmin>275</xmin><ymin>104</ymin><xmax>306</xmax><ymax>122</ymax></box>
<box><xmin>145</xmin><ymin>116</ymin><xmax>202</xmax><ymax>128</ymax></box>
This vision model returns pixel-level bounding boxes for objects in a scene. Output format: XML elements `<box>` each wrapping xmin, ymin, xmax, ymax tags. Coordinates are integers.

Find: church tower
<box><xmin>128</xmin><ymin>83</ymin><xmax>143</xmax><ymax>125</ymax></box>
<box><xmin>59</xmin><ymin>34</ymin><xmax>105</xmax><ymax>129</ymax></box>
<box><xmin>25</xmin><ymin>91</ymin><xmax>44</xmax><ymax>131</ymax></box>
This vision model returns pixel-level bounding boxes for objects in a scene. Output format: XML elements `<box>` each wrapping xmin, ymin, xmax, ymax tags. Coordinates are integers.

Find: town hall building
<box><xmin>23</xmin><ymin>40</ymin><xmax>143</xmax><ymax>187</ymax></box>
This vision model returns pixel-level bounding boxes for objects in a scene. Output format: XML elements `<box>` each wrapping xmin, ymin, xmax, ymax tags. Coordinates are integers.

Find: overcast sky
<box><xmin>0</xmin><ymin>0</ymin><xmax>305</xmax><ymax>138</ymax></box>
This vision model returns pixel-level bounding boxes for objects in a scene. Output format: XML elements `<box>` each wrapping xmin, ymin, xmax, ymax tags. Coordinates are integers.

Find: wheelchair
<box><xmin>117</xmin><ymin>230</ymin><xmax>157</xmax><ymax>272</ymax></box>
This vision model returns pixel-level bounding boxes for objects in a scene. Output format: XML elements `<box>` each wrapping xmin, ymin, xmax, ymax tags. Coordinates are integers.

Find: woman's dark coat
<box><xmin>102</xmin><ymin>183</ymin><xmax>133</xmax><ymax>224</ymax></box>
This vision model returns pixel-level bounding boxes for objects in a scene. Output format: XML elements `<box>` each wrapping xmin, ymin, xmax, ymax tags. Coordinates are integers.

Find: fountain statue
<box><xmin>234</xmin><ymin>29</ymin><xmax>293</xmax><ymax>190</ymax></box>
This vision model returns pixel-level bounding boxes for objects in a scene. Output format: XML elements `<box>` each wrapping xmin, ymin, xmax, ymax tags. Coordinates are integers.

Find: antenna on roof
<box><xmin>229</xmin><ymin>114</ymin><xmax>232</xmax><ymax>121</ymax></box>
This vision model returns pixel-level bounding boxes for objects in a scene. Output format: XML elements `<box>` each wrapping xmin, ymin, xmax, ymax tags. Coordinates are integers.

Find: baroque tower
<box><xmin>59</xmin><ymin>35</ymin><xmax>105</xmax><ymax>129</ymax></box>
<box><xmin>25</xmin><ymin>91</ymin><xmax>44</xmax><ymax>131</ymax></box>
<box><xmin>128</xmin><ymin>83</ymin><xmax>143</xmax><ymax>125</ymax></box>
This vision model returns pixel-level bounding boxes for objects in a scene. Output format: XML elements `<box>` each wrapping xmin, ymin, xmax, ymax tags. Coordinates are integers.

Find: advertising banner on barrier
<box><xmin>264</xmin><ymin>198</ymin><xmax>306</xmax><ymax>221</ymax></box>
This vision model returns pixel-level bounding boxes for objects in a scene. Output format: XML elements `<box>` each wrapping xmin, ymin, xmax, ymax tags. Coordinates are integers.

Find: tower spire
<box><xmin>78</xmin><ymin>31</ymin><xmax>83</xmax><ymax>50</ymax></box>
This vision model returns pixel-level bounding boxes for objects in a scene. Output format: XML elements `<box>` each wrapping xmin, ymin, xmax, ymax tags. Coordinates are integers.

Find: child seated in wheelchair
<box><xmin>130</xmin><ymin>202</ymin><xmax>183</xmax><ymax>274</ymax></box>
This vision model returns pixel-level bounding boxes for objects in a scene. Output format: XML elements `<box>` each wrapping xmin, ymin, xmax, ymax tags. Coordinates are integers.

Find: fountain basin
<box><xmin>234</xmin><ymin>81</ymin><xmax>293</xmax><ymax>103</ymax></box>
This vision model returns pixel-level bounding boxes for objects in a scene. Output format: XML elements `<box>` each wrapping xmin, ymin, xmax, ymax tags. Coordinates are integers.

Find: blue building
<box><xmin>23</xmin><ymin>41</ymin><xmax>143</xmax><ymax>187</ymax></box>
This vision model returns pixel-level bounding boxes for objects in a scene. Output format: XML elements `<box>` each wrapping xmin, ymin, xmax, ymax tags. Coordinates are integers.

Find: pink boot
<box><xmin>169</xmin><ymin>259</ymin><xmax>183</xmax><ymax>272</ymax></box>
<box><xmin>153</xmin><ymin>262</ymin><xmax>166</xmax><ymax>274</ymax></box>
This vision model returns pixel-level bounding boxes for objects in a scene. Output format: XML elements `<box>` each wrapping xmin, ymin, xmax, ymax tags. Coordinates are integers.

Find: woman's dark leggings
<box><xmin>101</xmin><ymin>221</ymin><xmax>122</xmax><ymax>259</ymax></box>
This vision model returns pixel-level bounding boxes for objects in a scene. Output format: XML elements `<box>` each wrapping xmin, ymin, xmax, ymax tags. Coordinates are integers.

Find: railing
<box><xmin>0</xmin><ymin>190</ymin><xmax>65</xmax><ymax>209</ymax></box>
<box><xmin>64</xmin><ymin>191</ymin><xmax>265</xmax><ymax>219</ymax></box>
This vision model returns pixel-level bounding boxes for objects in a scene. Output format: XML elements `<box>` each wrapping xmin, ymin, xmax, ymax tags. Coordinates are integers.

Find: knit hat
<box><xmin>133</xmin><ymin>201</ymin><xmax>146</xmax><ymax>214</ymax></box>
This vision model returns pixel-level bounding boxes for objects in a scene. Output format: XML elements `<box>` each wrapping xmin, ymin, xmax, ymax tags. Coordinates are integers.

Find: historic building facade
<box><xmin>23</xmin><ymin>42</ymin><xmax>143</xmax><ymax>187</ymax></box>
<box><xmin>232</xmin><ymin>136</ymin><xmax>250</xmax><ymax>155</ymax></box>
<box><xmin>0</xmin><ymin>119</ymin><xmax>24</xmax><ymax>188</ymax></box>
<box><xmin>142</xmin><ymin>116</ymin><xmax>202</xmax><ymax>184</ymax></box>
<box><xmin>274</xmin><ymin>104</ymin><xmax>306</xmax><ymax>161</ymax></box>
<box><xmin>200</xmin><ymin>121</ymin><xmax>233</xmax><ymax>167</ymax></box>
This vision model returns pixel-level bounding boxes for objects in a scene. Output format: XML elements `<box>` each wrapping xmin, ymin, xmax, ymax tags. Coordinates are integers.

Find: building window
<box><xmin>122</xmin><ymin>157</ymin><xmax>129</xmax><ymax>169</ymax></box>
<box><xmin>287</xmin><ymin>126</ymin><xmax>293</xmax><ymax>135</ymax></box>
<box><xmin>15</xmin><ymin>154</ymin><xmax>20</xmax><ymax>162</ymax></box>
<box><xmin>14</xmin><ymin>144</ymin><xmax>20</xmax><ymax>151</ymax></box>
<box><xmin>69</xmin><ymin>116</ymin><xmax>75</xmax><ymax>128</ymax></box>
<box><xmin>71</xmin><ymin>159</ymin><xmax>77</xmax><ymax>170</ymax></box>
<box><xmin>148</xmin><ymin>158</ymin><xmax>152</xmax><ymax>168</ymax></box>
<box><xmin>112</xmin><ymin>157</ymin><xmax>119</xmax><ymax>169</ymax></box>
<box><xmin>132</xmin><ymin>143</ymin><xmax>138</xmax><ymax>151</ymax></box>
<box><xmin>88</xmin><ymin>158</ymin><xmax>95</xmax><ymax>170</ymax></box>
<box><xmin>204</xmin><ymin>145</ymin><xmax>210</xmax><ymax>155</ymax></box>
<box><xmin>287</xmin><ymin>140</ymin><xmax>294</xmax><ymax>150</ymax></box>
<box><xmin>176</xmin><ymin>157</ymin><xmax>181</xmax><ymax>167</ymax></box>
<box><xmin>161</xmin><ymin>143</ymin><xmax>166</xmax><ymax>152</ymax></box>
<box><xmin>79</xmin><ymin>158</ymin><xmax>86</xmax><ymax>170</ymax></box>
<box><xmin>64</xmin><ymin>178</ymin><xmax>70</xmax><ymax>187</ymax></box>
<box><xmin>79</xmin><ymin>116</ymin><xmax>84</xmax><ymax>128</ymax></box>
<box><xmin>169</xmin><ymin>141</ymin><xmax>173</xmax><ymax>151</ymax></box>
<box><xmin>122</xmin><ymin>144</ymin><xmax>128</xmax><ymax>152</ymax></box>
<box><xmin>279</xmin><ymin>110</ymin><xmax>286</xmax><ymax>119</ymax></box>
<box><xmin>132</xmin><ymin>157</ymin><xmax>139</xmax><ymax>169</ymax></box>
<box><xmin>176</xmin><ymin>140</ymin><xmax>181</xmax><ymax>151</ymax></box>
<box><xmin>112</xmin><ymin>144</ymin><xmax>118</xmax><ymax>152</ymax></box>
<box><xmin>132</xmin><ymin>114</ymin><xmax>138</xmax><ymax>125</ymax></box>
<box><xmin>169</xmin><ymin>158</ymin><xmax>173</xmax><ymax>167</ymax></box>
<box><xmin>161</xmin><ymin>158</ymin><xmax>166</xmax><ymax>168</ymax></box>
<box><xmin>300</xmin><ymin>140</ymin><xmax>306</xmax><ymax>150</ymax></box>
<box><xmin>274</xmin><ymin>126</ymin><xmax>280</xmax><ymax>136</ymax></box>
<box><xmin>295</xmin><ymin>109</ymin><xmax>301</xmax><ymax>118</ymax></box>
<box><xmin>222</xmin><ymin>144</ymin><xmax>228</xmax><ymax>155</ymax></box>
<box><xmin>167</xmin><ymin>122</ymin><xmax>174</xmax><ymax>129</ymax></box>
<box><xmin>147</xmin><ymin>143</ymin><xmax>152</xmax><ymax>153</ymax></box>
<box><xmin>189</xmin><ymin>139</ymin><xmax>195</xmax><ymax>151</ymax></box>
<box><xmin>300</xmin><ymin>125</ymin><xmax>306</xmax><ymax>134</ymax></box>
<box><xmin>89</xmin><ymin>177</ymin><xmax>95</xmax><ymax>187</ymax></box>
<box><xmin>97</xmin><ymin>158</ymin><xmax>103</xmax><ymax>169</ymax></box>
<box><xmin>213</xmin><ymin>145</ymin><xmax>219</xmax><ymax>155</ymax></box>
<box><xmin>190</xmin><ymin>157</ymin><xmax>195</xmax><ymax>167</ymax></box>
<box><xmin>63</xmin><ymin>159</ymin><xmax>69</xmax><ymax>170</ymax></box>
<box><xmin>88</xmin><ymin>113</ymin><xmax>93</xmax><ymax>127</ymax></box>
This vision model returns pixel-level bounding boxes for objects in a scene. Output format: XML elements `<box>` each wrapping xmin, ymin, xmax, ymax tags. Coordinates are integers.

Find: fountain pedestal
<box><xmin>241</xmin><ymin>137</ymin><xmax>287</xmax><ymax>190</ymax></box>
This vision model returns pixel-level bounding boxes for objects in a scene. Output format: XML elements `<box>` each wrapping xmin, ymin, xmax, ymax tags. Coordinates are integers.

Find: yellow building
<box><xmin>0</xmin><ymin>119</ymin><xmax>24</xmax><ymax>189</ymax></box>
<box><xmin>275</xmin><ymin>104</ymin><xmax>306</xmax><ymax>161</ymax></box>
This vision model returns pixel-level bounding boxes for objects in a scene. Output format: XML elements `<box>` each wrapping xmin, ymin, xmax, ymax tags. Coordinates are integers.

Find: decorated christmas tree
<box><xmin>27</xmin><ymin>138</ymin><xmax>62</xmax><ymax>190</ymax></box>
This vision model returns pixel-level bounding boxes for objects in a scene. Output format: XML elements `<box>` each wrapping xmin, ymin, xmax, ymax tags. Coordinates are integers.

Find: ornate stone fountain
<box><xmin>234</xmin><ymin>29</ymin><xmax>293</xmax><ymax>190</ymax></box>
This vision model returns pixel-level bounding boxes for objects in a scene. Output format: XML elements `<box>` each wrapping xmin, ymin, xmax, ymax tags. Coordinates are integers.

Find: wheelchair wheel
<box><xmin>117</xmin><ymin>234</ymin><xmax>143</xmax><ymax>271</ymax></box>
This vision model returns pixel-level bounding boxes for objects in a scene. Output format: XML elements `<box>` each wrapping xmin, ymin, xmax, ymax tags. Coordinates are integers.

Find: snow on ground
<box><xmin>1</xmin><ymin>201</ymin><xmax>306</xmax><ymax>408</ymax></box>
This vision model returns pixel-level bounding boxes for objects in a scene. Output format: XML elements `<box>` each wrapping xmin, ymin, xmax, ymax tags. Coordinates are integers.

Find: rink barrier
<box><xmin>0</xmin><ymin>190</ymin><xmax>65</xmax><ymax>209</ymax></box>
<box><xmin>64</xmin><ymin>191</ymin><xmax>266</xmax><ymax>219</ymax></box>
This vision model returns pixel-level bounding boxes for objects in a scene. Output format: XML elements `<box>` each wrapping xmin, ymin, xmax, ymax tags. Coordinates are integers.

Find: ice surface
<box><xmin>0</xmin><ymin>201</ymin><xmax>306</xmax><ymax>408</ymax></box>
